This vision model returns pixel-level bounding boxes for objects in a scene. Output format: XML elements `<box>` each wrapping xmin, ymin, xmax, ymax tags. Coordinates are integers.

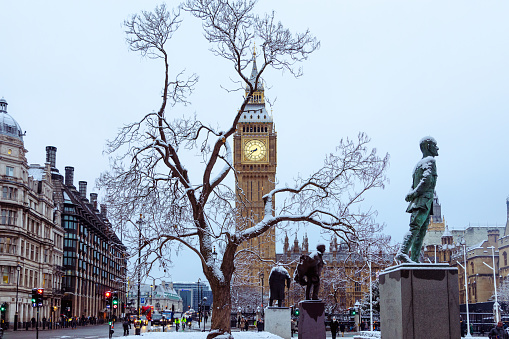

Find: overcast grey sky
<box><xmin>1</xmin><ymin>1</ymin><xmax>509</xmax><ymax>283</ymax></box>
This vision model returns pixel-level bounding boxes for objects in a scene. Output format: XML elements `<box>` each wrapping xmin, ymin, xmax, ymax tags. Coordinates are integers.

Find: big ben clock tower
<box><xmin>234</xmin><ymin>51</ymin><xmax>277</xmax><ymax>284</ymax></box>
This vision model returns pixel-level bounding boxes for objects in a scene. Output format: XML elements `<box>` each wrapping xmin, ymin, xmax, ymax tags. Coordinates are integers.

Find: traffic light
<box><xmin>293</xmin><ymin>308</ymin><xmax>300</xmax><ymax>317</ymax></box>
<box><xmin>105</xmin><ymin>291</ymin><xmax>112</xmax><ymax>302</ymax></box>
<box><xmin>0</xmin><ymin>303</ymin><xmax>5</xmax><ymax>312</ymax></box>
<box><xmin>349</xmin><ymin>307</ymin><xmax>357</xmax><ymax>316</ymax></box>
<box><xmin>31</xmin><ymin>288</ymin><xmax>37</xmax><ymax>304</ymax></box>
<box><xmin>32</xmin><ymin>288</ymin><xmax>44</xmax><ymax>306</ymax></box>
<box><xmin>112</xmin><ymin>291</ymin><xmax>118</xmax><ymax>308</ymax></box>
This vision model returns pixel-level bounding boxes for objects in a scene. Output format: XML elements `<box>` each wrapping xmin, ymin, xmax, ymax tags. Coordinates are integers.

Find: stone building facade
<box><xmin>0</xmin><ymin>98</ymin><xmax>64</xmax><ymax>328</ymax></box>
<box><xmin>0</xmin><ymin>98</ymin><xmax>127</xmax><ymax>328</ymax></box>
<box><xmin>422</xmin><ymin>195</ymin><xmax>508</xmax><ymax>305</ymax></box>
<box><xmin>233</xmin><ymin>52</ymin><xmax>277</xmax><ymax>288</ymax></box>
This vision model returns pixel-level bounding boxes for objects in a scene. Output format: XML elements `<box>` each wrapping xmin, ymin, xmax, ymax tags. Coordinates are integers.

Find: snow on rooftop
<box><xmin>28</xmin><ymin>166</ymin><xmax>44</xmax><ymax>181</ymax></box>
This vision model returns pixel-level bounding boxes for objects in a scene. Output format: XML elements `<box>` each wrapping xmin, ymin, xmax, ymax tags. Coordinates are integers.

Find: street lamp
<box><xmin>197</xmin><ymin>278</ymin><xmax>201</xmax><ymax>328</ymax></box>
<box><xmin>456</xmin><ymin>242</ymin><xmax>472</xmax><ymax>337</ymax></box>
<box><xmin>202</xmin><ymin>297</ymin><xmax>208</xmax><ymax>332</ymax></box>
<box><xmin>259</xmin><ymin>272</ymin><xmax>265</xmax><ymax>313</ymax></box>
<box><xmin>484</xmin><ymin>246</ymin><xmax>500</xmax><ymax>322</ymax></box>
<box><xmin>368</xmin><ymin>255</ymin><xmax>373</xmax><ymax>332</ymax></box>
<box><xmin>14</xmin><ymin>264</ymin><xmax>21</xmax><ymax>331</ymax></box>
<box><xmin>137</xmin><ymin>214</ymin><xmax>143</xmax><ymax>327</ymax></box>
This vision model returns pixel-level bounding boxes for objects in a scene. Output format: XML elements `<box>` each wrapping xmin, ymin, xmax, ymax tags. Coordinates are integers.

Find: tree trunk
<box><xmin>207</xmin><ymin>280</ymin><xmax>232</xmax><ymax>339</ymax></box>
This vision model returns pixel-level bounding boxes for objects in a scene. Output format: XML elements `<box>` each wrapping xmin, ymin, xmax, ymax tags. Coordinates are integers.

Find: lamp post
<box><xmin>197</xmin><ymin>278</ymin><xmax>201</xmax><ymax>328</ymax></box>
<box><xmin>202</xmin><ymin>297</ymin><xmax>207</xmax><ymax>332</ymax></box>
<box><xmin>456</xmin><ymin>243</ymin><xmax>472</xmax><ymax>337</ymax></box>
<box><xmin>137</xmin><ymin>214</ymin><xmax>142</xmax><ymax>326</ymax></box>
<box><xmin>368</xmin><ymin>256</ymin><xmax>373</xmax><ymax>332</ymax></box>
<box><xmin>14</xmin><ymin>264</ymin><xmax>21</xmax><ymax>331</ymax></box>
<box><xmin>484</xmin><ymin>246</ymin><xmax>499</xmax><ymax>322</ymax></box>
<box><xmin>259</xmin><ymin>272</ymin><xmax>265</xmax><ymax>314</ymax></box>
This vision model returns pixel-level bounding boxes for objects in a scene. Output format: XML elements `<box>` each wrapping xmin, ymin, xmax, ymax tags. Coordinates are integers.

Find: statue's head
<box><xmin>316</xmin><ymin>244</ymin><xmax>326</xmax><ymax>253</ymax></box>
<box><xmin>419</xmin><ymin>136</ymin><xmax>438</xmax><ymax>157</ymax></box>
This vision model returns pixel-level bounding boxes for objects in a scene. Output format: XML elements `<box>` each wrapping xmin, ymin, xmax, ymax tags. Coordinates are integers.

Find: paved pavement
<box><xmin>0</xmin><ymin>324</ymin><xmax>368</xmax><ymax>338</ymax></box>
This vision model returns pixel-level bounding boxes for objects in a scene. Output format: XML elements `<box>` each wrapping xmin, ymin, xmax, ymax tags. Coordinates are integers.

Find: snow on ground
<box><xmin>98</xmin><ymin>332</ymin><xmax>283</xmax><ymax>339</ymax></box>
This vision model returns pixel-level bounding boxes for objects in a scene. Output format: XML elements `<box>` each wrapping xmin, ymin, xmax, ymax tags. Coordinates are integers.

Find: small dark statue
<box><xmin>294</xmin><ymin>244</ymin><xmax>326</xmax><ymax>300</ymax></box>
<box><xmin>268</xmin><ymin>266</ymin><xmax>291</xmax><ymax>307</ymax></box>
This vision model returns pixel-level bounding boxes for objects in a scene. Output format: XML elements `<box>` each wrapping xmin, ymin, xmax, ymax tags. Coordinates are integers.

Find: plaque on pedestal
<box><xmin>298</xmin><ymin>300</ymin><xmax>325</xmax><ymax>339</ymax></box>
<box><xmin>265</xmin><ymin>307</ymin><xmax>291</xmax><ymax>339</ymax></box>
<box><xmin>380</xmin><ymin>263</ymin><xmax>460</xmax><ymax>339</ymax></box>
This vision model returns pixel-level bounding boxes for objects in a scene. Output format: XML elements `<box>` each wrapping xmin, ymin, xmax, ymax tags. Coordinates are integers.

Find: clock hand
<box><xmin>250</xmin><ymin>148</ymin><xmax>258</xmax><ymax>153</ymax></box>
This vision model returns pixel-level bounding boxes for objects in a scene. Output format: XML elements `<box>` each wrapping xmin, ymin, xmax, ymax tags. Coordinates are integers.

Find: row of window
<box><xmin>242</xmin><ymin>126</ymin><xmax>268</xmax><ymax>133</ymax></box>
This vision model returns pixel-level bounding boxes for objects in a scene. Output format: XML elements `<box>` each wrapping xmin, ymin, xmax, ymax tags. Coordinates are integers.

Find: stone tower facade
<box><xmin>233</xmin><ymin>52</ymin><xmax>277</xmax><ymax>286</ymax></box>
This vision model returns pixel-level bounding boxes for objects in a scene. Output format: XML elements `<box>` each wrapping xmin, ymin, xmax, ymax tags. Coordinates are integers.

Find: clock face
<box><xmin>244</xmin><ymin>139</ymin><xmax>267</xmax><ymax>161</ymax></box>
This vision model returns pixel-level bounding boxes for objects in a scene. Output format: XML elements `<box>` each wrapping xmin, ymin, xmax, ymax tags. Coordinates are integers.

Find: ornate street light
<box><xmin>14</xmin><ymin>264</ymin><xmax>21</xmax><ymax>331</ymax></box>
<box><xmin>259</xmin><ymin>272</ymin><xmax>265</xmax><ymax>313</ymax></box>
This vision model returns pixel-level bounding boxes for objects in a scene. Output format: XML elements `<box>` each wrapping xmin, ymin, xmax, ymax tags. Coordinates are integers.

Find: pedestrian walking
<box><xmin>257</xmin><ymin>318</ymin><xmax>264</xmax><ymax>332</ymax></box>
<box><xmin>31</xmin><ymin>317</ymin><xmax>36</xmax><ymax>329</ymax></box>
<box><xmin>123</xmin><ymin>319</ymin><xmax>129</xmax><ymax>336</ymax></box>
<box><xmin>339</xmin><ymin>322</ymin><xmax>346</xmax><ymax>337</ymax></box>
<box><xmin>244</xmin><ymin>318</ymin><xmax>249</xmax><ymax>331</ymax></box>
<box><xmin>175</xmin><ymin>318</ymin><xmax>180</xmax><ymax>332</ymax></box>
<box><xmin>330</xmin><ymin>317</ymin><xmax>339</xmax><ymax>339</ymax></box>
<box><xmin>489</xmin><ymin>321</ymin><xmax>508</xmax><ymax>339</ymax></box>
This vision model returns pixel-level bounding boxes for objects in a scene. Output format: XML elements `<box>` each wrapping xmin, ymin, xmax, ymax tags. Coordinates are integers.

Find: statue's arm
<box><xmin>405</xmin><ymin>160</ymin><xmax>436</xmax><ymax>202</ymax></box>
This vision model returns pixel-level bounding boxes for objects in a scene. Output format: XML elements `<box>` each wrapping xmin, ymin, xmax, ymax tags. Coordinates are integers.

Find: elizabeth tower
<box><xmin>233</xmin><ymin>52</ymin><xmax>276</xmax><ymax>284</ymax></box>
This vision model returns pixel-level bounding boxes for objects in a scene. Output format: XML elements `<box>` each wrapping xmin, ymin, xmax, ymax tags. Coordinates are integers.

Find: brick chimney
<box><xmin>65</xmin><ymin>167</ymin><xmax>74</xmax><ymax>187</ymax></box>
<box><xmin>90</xmin><ymin>193</ymin><xmax>98</xmax><ymax>209</ymax></box>
<box><xmin>100</xmin><ymin>204</ymin><xmax>107</xmax><ymax>218</ymax></box>
<box><xmin>45</xmin><ymin>146</ymin><xmax>57</xmax><ymax>169</ymax></box>
<box><xmin>78</xmin><ymin>181</ymin><xmax>87</xmax><ymax>199</ymax></box>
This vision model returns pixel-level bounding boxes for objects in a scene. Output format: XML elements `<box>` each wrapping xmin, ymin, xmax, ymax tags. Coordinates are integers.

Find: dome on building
<box><xmin>0</xmin><ymin>98</ymin><xmax>24</xmax><ymax>141</ymax></box>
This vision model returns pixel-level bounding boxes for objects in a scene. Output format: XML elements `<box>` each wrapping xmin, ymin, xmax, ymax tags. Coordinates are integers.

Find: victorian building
<box><xmin>49</xmin><ymin>154</ymin><xmax>127</xmax><ymax>320</ymax></box>
<box><xmin>0</xmin><ymin>97</ymin><xmax>127</xmax><ymax>328</ymax></box>
<box><xmin>277</xmin><ymin>234</ymin><xmax>392</xmax><ymax>310</ymax></box>
<box><xmin>422</xmin><ymin>195</ymin><xmax>508</xmax><ymax>305</ymax></box>
<box><xmin>0</xmin><ymin>98</ymin><xmax>64</xmax><ymax>328</ymax></box>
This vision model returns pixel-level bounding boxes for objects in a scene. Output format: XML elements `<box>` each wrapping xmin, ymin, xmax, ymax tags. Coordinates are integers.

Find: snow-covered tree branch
<box><xmin>98</xmin><ymin>1</ymin><xmax>387</xmax><ymax>338</ymax></box>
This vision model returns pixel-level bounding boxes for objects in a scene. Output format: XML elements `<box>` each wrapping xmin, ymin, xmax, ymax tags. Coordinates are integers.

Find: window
<box><xmin>1</xmin><ymin>209</ymin><xmax>17</xmax><ymax>225</ymax></box>
<box><xmin>5</xmin><ymin>166</ymin><xmax>13</xmax><ymax>176</ymax></box>
<box><xmin>504</xmin><ymin>252</ymin><xmax>507</xmax><ymax>266</ymax></box>
<box><xmin>0</xmin><ymin>237</ymin><xmax>17</xmax><ymax>254</ymax></box>
<box><xmin>2</xmin><ymin>187</ymin><xmax>17</xmax><ymax>200</ymax></box>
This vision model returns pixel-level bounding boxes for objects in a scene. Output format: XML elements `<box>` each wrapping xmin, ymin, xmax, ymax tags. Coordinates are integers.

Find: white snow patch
<box><xmin>28</xmin><ymin>167</ymin><xmax>44</xmax><ymax>181</ymax></box>
<box><xmin>97</xmin><ymin>331</ymin><xmax>283</xmax><ymax>339</ymax></box>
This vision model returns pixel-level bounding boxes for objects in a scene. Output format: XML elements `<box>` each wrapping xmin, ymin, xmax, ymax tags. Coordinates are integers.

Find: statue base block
<box><xmin>379</xmin><ymin>263</ymin><xmax>460</xmax><ymax>339</ymax></box>
<box><xmin>298</xmin><ymin>300</ymin><xmax>325</xmax><ymax>339</ymax></box>
<box><xmin>265</xmin><ymin>307</ymin><xmax>291</xmax><ymax>339</ymax></box>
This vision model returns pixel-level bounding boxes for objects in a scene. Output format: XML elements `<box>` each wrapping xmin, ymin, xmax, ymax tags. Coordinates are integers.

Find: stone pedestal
<box><xmin>265</xmin><ymin>307</ymin><xmax>291</xmax><ymax>339</ymax></box>
<box><xmin>298</xmin><ymin>300</ymin><xmax>325</xmax><ymax>339</ymax></box>
<box><xmin>380</xmin><ymin>263</ymin><xmax>460</xmax><ymax>339</ymax></box>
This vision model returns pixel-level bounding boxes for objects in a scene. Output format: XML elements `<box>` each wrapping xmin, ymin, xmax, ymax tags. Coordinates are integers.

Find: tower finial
<box><xmin>253</xmin><ymin>42</ymin><xmax>256</xmax><ymax>56</ymax></box>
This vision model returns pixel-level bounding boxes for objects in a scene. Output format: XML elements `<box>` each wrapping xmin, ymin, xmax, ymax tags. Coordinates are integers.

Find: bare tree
<box><xmin>98</xmin><ymin>1</ymin><xmax>388</xmax><ymax>337</ymax></box>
